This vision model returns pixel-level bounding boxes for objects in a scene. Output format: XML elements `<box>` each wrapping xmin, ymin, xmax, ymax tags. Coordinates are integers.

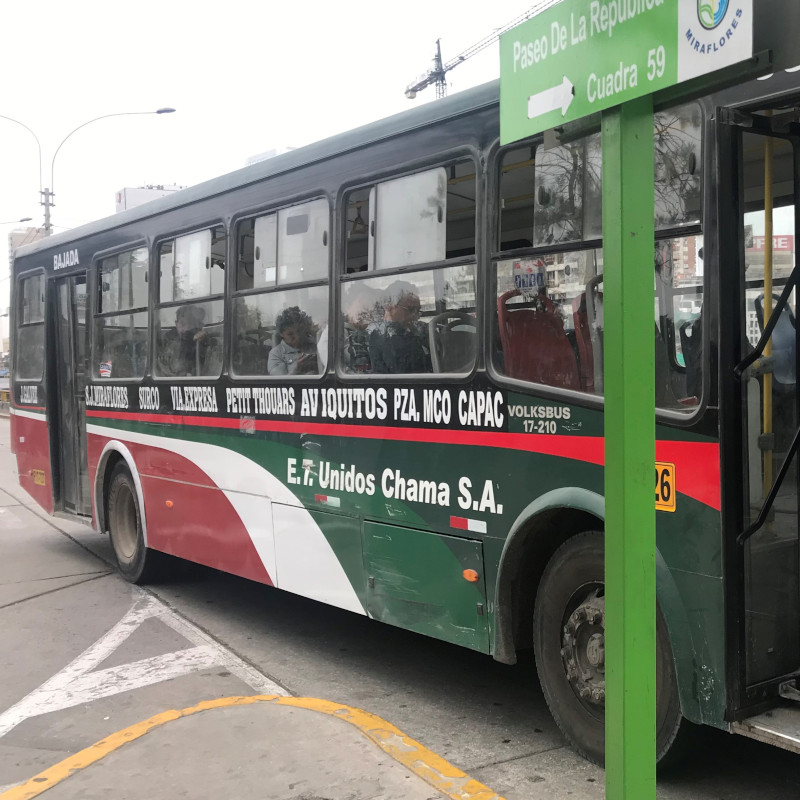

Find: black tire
<box><xmin>533</xmin><ymin>530</ymin><xmax>689</xmax><ymax>767</ymax></box>
<box><xmin>106</xmin><ymin>462</ymin><xmax>163</xmax><ymax>584</ymax></box>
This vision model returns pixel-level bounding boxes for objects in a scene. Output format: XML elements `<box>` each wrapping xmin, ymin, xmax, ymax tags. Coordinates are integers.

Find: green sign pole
<box><xmin>602</xmin><ymin>95</ymin><xmax>655</xmax><ymax>800</ymax></box>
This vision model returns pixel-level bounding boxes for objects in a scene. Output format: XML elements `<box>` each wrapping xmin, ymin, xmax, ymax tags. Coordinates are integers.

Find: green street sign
<box><xmin>500</xmin><ymin>0</ymin><xmax>753</xmax><ymax>144</ymax></box>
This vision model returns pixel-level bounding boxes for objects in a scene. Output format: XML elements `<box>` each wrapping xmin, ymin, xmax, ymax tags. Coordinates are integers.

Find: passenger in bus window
<box><xmin>368</xmin><ymin>280</ymin><xmax>431</xmax><ymax>374</ymax></box>
<box><xmin>159</xmin><ymin>304</ymin><xmax>209</xmax><ymax>377</ymax></box>
<box><xmin>267</xmin><ymin>306</ymin><xmax>319</xmax><ymax>376</ymax></box>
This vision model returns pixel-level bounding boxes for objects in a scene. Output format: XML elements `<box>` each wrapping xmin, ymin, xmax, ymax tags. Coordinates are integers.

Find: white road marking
<box><xmin>0</xmin><ymin>590</ymin><xmax>286</xmax><ymax>738</ymax></box>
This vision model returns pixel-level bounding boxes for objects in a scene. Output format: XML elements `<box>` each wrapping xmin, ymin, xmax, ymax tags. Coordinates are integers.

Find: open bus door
<box><xmin>717</xmin><ymin>102</ymin><xmax>800</xmax><ymax>751</ymax></box>
<box><xmin>50</xmin><ymin>273</ymin><xmax>91</xmax><ymax>516</ymax></box>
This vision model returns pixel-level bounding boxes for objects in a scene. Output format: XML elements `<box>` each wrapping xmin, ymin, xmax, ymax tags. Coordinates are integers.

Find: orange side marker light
<box><xmin>463</xmin><ymin>569</ymin><xmax>479</xmax><ymax>583</ymax></box>
<box><xmin>165</xmin><ymin>500</ymin><xmax>174</xmax><ymax>509</ymax></box>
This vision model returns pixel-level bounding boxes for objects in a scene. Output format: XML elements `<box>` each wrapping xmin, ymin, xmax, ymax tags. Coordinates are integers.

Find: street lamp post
<box><xmin>1</xmin><ymin>108</ymin><xmax>175</xmax><ymax>235</ymax></box>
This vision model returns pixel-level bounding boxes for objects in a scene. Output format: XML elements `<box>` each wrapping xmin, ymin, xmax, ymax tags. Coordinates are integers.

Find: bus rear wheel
<box><xmin>106</xmin><ymin>463</ymin><xmax>162</xmax><ymax>584</ymax></box>
<box><xmin>533</xmin><ymin>531</ymin><xmax>687</xmax><ymax>767</ymax></box>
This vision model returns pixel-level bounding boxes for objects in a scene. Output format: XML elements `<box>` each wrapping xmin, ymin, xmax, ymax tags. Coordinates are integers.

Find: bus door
<box><xmin>51</xmin><ymin>273</ymin><xmax>91</xmax><ymax>516</ymax></box>
<box><xmin>718</xmin><ymin>106</ymin><xmax>800</xmax><ymax>713</ymax></box>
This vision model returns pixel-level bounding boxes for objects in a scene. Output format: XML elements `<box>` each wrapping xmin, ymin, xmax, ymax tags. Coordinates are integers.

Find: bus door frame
<box><xmin>49</xmin><ymin>271</ymin><xmax>91</xmax><ymax>516</ymax></box>
<box><xmin>716</xmin><ymin>106</ymin><xmax>800</xmax><ymax>719</ymax></box>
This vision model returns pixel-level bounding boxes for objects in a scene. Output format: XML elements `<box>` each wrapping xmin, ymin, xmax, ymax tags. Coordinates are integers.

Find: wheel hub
<box><xmin>561</xmin><ymin>592</ymin><xmax>605</xmax><ymax>707</ymax></box>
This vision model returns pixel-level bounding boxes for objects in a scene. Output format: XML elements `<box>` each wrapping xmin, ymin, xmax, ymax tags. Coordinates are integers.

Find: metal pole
<box><xmin>41</xmin><ymin>188</ymin><xmax>54</xmax><ymax>237</ymax></box>
<box><xmin>602</xmin><ymin>95</ymin><xmax>656</xmax><ymax>800</ymax></box>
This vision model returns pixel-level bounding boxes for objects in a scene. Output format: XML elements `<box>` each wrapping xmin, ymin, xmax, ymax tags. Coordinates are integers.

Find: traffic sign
<box><xmin>500</xmin><ymin>0</ymin><xmax>753</xmax><ymax>143</ymax></box>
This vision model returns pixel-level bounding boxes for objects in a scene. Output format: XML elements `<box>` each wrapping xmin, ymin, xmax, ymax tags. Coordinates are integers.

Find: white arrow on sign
<box><xmin>527</xmin><ymin>75</ymin><xmax>575</xmax><ymax>120</ymax></box>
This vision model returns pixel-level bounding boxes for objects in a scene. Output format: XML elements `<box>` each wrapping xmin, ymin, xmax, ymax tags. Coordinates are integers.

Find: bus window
<box><xmin>160</xmin><ymin>226</ymin><xmax>226</xmax><ymax>303</ymax></box>
<box><xmin>232</xmin><ymin>286</ymin><xmax>328</xmax><ymax>377</ymax></box>
<box><xmin>232</xmin><ymin>199</ymin><xmax>329</xmax><ymax>378</ymax></box>
<box><xmin>533</xmin><ymin>134</ymin><xmax>602</xmax><ymax>247</ymax></box>
<box><xmin>278</xmin><ymin>199</ymin><xmax>328</xmax><ymax>284</ymax></box>
<box><xmin>156</xmin><ymin>300</ymin><xmax>224</xmax><ymax>378</ymax></box>
<box><xmin>16</xmin><ymin>273</ymin><xmax>45</xmax><ymax>381</ymax></box>
<box><xmin>493</xmin><ymin>250</ymin><xmax>601</xmax><ymax>392</ymax></box>
<box><xmin>654</xmin><ymin>103</ymin><xmax>702</xmax><ymax>230</ymax></box>
<box><xmin>156</xmin><ymin>226</ymin><xmax>226</xmax><ymax>379</ymax></box>
<box><xmin>344</xmin><ymin>160</ymin><xmax>477</xmax><ymax>274</ymax></box>
<box><xmin>656</xmin><ymin>235</ymin><xmax>705</xmax><ymax>407</ymax></box>
<box><xmin>237</xmin><ymin>200</ymin><xmax>328</xmax><ymax>292</ymax></box>
<box><xmin>340</xmin><ymin>264</ymin><xmax>477</xmax><ymax>376</ymax></box>
<box><xmin>94</xmin><ymin>247</ymin><xmax>149</xmax><ymax>380</ymax></box>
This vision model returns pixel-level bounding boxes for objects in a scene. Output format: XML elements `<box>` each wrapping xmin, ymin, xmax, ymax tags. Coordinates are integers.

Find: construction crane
<box><xmin>405</xmin><ymin>1</ymin><xmax>560</xmax><ymax>100</ymax></box>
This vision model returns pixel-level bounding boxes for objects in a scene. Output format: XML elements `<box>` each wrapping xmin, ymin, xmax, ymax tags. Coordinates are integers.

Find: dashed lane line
<box><xmin>0</xmin><ymin>695</ymin><xmax>507</xmax><ymax>800</ymax></box>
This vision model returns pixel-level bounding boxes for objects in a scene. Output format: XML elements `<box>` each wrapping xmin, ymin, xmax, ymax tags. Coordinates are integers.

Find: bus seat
<box><xmin>497</xmin><ymin>289</ymin><xmax>580</xmax><ymax>390</ymax></box>
<box><xmin>234</xmin><ymin>335</ymin><xmax>268</xmax><ymax>375</ymax></box>
<box><xmin>428</xmin><ymin>311</ymin><xmax>477</xmax><ymax>373</ymax></box>
<box><xmin>103</xmin><ymin>329</ymin><xmax>135</xmax><ymax>379</ymax></box>
<box><xmin>755</xmin><ymin>293</ymin><xmax>796</xmax><ymax>385</ymax></box>
<box><xmin>200</xmin><ymin>324</ymin><xmax>223</xmax><ymax>375</ymax></box>
<box><xmin>571</xmin><ymin>293</ymin><xmax>594</xmax><ymax>393</ymax></box>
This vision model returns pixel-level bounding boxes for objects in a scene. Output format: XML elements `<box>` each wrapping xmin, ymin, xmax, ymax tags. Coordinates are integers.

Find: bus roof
<box><xmin>13</xmin><ymin>80</ymin><xmax>501</xmax><ymax>261</ymax></box>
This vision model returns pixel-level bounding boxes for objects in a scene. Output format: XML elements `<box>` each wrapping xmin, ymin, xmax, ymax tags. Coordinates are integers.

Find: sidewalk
<box><xmin>4</xmin><ymin>696</ymin><xmax>501</xmax><ymax>800</ymax></box>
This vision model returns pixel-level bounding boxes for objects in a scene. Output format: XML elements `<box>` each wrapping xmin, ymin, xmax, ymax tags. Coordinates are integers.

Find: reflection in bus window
<box><xmin>499</xmin><ymin>103</ymin><xmax>701</xmax><ymax>248</ymax></box>
<box><xmin>340</xmin><ymin>265</ymin><xmax>477</xmax><ymax>376</ymax></box>
<box><xmin>533</xmin><ymin>135</ymin><xmax>602</xmax><ymax>247</ymax></box>
<box><xmin>654</xmin><ymin>104</ymin><xmax>702</xmax><ymax>230</ymax></box>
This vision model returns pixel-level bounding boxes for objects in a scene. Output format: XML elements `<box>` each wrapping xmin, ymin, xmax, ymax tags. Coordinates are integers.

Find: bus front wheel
<box><xmin>106</xmin><ymin>463</ymin><xmax>162</xmax><ymax>584</ymax></box>
<box><xmin>533</xmin><ymin>530</ymin><xmax>688</xmax><ymax>767</ymax></box>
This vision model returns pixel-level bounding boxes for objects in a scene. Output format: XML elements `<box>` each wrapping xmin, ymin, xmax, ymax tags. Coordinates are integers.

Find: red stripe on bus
<box><xmin>450</xmin><ymin>516</ymin><xmax>469</xmax><ymax>530</ymax></box>
<box><xmin>85</xmin><ymin>411</ymin><xmax>720</xmax><ymax>510</ymax></box>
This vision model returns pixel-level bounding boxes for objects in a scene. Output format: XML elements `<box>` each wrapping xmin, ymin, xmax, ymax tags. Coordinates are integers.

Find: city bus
<box><xmin>9</xmin><ymin>67</ymin><xmax>800</xmax><ymax>766</ymax></box>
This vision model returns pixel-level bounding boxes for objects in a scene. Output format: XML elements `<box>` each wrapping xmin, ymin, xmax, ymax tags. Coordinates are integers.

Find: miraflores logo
<box><xmin>698</xmin><ymin>0</ymin><xmax>729</xmax><ymax>31</ymax></box>
<box><xmin>681</xmin><ymin>1</ymin><xmax>748</xmax><ymax>68</ymax></box>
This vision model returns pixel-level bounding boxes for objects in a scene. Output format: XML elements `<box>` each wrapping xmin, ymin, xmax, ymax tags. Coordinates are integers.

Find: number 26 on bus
<box><xmin>655</xmin><ymin>461</ymin><xmax>675</xmax><ymax>512</ymax></box>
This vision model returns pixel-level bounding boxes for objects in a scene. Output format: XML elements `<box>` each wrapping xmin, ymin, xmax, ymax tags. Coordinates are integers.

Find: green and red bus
<box><xmin>10</xmin><ymin>66</ymin><xmax>800</xmax><ymax>765</ymax></box>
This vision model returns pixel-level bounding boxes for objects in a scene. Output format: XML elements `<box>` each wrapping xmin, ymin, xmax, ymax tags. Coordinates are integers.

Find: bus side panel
<box><xmin>140</xmin><ymin>473</ymin><xmax>273</xmax><ymax>584</ymax></box>
<box><xmin>12</xmin><ymin>409</ymin><xmax>53</xmax><ymax>513</ymax></box>
<box><xmin>86</xmin><ymin>431</ymin><xmax>274</xmax><ymax>585</ymax></box>
<box><xmin>363</xmin><ymin>521</ymin><xmax>490</xmax><ymax>653</ymax></box>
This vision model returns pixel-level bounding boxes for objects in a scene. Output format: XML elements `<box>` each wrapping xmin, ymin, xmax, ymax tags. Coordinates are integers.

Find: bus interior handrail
<box><xmin>733</xmin><ymin>262</ymin><xmax>799</xmax><ymax>380</ymax></box>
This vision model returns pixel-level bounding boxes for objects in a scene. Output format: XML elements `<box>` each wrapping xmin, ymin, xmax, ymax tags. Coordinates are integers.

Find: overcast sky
<box><xmin>0</xmin><ymin>1</ymin><xmax>556</xmax><ymax>265</ymax></box>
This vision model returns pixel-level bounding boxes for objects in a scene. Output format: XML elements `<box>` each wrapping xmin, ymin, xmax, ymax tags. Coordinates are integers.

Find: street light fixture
<box><xmin>1</xmin><ymin>108</ymin><xmax>176</xmax><ymax>236</ymax></box>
